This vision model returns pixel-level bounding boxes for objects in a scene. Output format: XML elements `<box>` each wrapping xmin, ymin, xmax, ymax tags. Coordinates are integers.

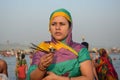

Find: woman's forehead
<box><xmin>51</xmin><ymin>16</ymin><xmax>68</xmax><ymax>22</ymax></box>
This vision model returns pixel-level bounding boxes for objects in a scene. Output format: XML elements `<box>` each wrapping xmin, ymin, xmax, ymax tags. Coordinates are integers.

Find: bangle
<box><xmin>38</xmin><ymin>63</ymin><xmax>46</xmax><ymax>71</ymax></box>
<box><xmin>38</xmin><ymin>65</ymin><xmax>46</xmax><ymax>71</ymax></box>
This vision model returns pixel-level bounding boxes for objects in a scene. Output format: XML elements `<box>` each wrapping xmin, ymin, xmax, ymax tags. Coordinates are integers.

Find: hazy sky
<box><xmin>0</xmin><ymin>0</ymin><xmax>120</xmax><ymax>48</ymax></box>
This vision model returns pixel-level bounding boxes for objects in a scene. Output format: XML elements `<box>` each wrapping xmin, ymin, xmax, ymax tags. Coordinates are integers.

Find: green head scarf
<box><xmin>49</xmin><ymin>8</ymin><xmax>73</xmax><ymax>46</ymax></box>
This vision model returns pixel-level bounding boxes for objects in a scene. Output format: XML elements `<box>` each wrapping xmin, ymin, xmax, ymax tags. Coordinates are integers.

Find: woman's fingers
<box><xmin>40</xmin><ymin>53</ymin><xmax>54</xmax><ymax>67</ymax></box>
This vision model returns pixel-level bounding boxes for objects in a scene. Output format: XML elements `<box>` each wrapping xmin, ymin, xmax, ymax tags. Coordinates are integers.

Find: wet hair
<box><xmin>81</xmin><ymin>42</ymin><xmax>89</xmax><ymax>49</ymax></box>
<box><xmin>68</xmin><ymin>21</ymin><xmax>72</xmax><ymax>28</ymax></box>
<box><xmin>21</xmin><ymin>54</ymin><xmax>25</xmax><ymax>59</ymax></box>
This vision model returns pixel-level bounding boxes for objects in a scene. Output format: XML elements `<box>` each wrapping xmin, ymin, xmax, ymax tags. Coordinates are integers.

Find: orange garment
<box><xmin>17</xmin><ymin>65</ymin><xmax>26</xmax><ymax>79</ymax></box>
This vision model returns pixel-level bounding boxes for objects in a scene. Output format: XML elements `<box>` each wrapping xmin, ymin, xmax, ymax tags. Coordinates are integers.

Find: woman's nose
<box><xmin>55</xmin><ymin>24</ymin><xmax>60</xmax><ymax>30</ymax></box>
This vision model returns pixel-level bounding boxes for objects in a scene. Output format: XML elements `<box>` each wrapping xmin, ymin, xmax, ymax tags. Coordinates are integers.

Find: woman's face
<box><xmin>49</xmin><ymin>16</ymin><xmax>70</xmax><ymax>41</ymax></box>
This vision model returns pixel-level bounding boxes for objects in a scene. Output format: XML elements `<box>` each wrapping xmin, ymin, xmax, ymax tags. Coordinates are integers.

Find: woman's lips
<box><xmin>55</xmin><ymin>32</ymin><xmax>62</xmax><ymax>36</ymax></box>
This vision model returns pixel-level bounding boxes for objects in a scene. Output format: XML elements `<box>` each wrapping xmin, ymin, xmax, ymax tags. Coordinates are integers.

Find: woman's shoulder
<box><xmin>71</xmin><ymin>42</ymin><xmax>85</xmax><ymax>52</ymax></box>
<box><xmin>72</xmin><ymin>42</ymin><xmax>83</xmax><ymax>47</ymax></box>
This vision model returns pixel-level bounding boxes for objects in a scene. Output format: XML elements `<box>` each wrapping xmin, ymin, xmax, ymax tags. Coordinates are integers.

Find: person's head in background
<box><xmin>81</xmin><ymin>42</ymin><xmax>89</xmax><ymax>50</ymax></box>
<box><xmin>21</xmin><ymin>53</ymin><xmax>25</xmax><ymax>60</ymax></box>
<box><xmin>81</xmin><ymin>42</ymin><xmax>94</xmax><ymax>59</ymax></box>
<box><xmin>49</xmin><ymin>8</ymin><xmax>73</xmax><ymax>45</ymax></box>
<box><xmin>98</xmin><ymin>48</ymin><xmax>108</xmax><ymax>57</ymax></box>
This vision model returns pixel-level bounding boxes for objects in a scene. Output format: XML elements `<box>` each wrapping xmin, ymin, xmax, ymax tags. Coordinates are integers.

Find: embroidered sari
<box><xmin>27</xmin><ymin>8</ymin><xmax>91</xmax><ymax>80</ymax></box>
<box><xmin>96</xmin><ymin>48</ymin><xmax>118</xmax><ymax>80</ymax></box>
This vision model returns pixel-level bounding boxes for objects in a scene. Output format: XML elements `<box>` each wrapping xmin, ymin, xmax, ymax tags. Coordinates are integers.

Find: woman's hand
<box><xmin>42</xmin><ymin>72</ymin><xmax>58</xmax><ymax>80</ymax></box>
<box><xmin>38</xmin><ymin>53</ymin><xmax>54</xmax><ymax>70</ymax></box>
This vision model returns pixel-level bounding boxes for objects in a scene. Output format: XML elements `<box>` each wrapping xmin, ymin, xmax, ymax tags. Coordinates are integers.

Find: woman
<box><xmin>17</xmin><ymin>62</ymin><xmax>27</xmax><ymax>80</ymax></box>
<box><xmin>27</xmin><ymin>8</ymin><xmax>94</xmax><ymax>80</ymax></box>
<box><xmin>96</xmin><ymin>48</ymin><xmax>118</xmax><ymax>80</ymax></box>
<box><xmin>16</xmin><ymin>53</ymin><xmax>28</xmax><ymax>80</ymax></box>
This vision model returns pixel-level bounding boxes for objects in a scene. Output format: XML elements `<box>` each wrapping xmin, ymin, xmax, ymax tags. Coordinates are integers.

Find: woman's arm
<box><xmin>30</xmin><ymin>53</ymin><xmax>54</xmax><ymax>80</ymax></box>
<box><xmin>30</xmin><ymin>67</ymin><xmax>46</xmax><ymax>80</ymax></box>
<box><xmin>91</xmin><ymin>61</ymin><xmax>98</xmax><ymax>80</ymax></box>
<box><xmin>71</xmin><ymin>60</ymin><xmax>94</xmax><ymax>80</ymax></box>
<box><xmin>42</xmin><ymin>60</ymin><xmax>94</xmax><ymax>80</ymax></box>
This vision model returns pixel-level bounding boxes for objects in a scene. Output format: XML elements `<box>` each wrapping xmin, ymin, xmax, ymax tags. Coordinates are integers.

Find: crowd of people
<box><xmin>0</xmin><ymin>8</ymin><xmax>119</xmax><ymax>80</ymax></box>
<box><xmin>81</xmin><ymin>42</ymin><xmax>118</xmax><ymax>80</ymax></box>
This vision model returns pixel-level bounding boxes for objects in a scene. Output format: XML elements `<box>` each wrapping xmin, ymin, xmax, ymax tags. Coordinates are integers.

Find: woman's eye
<box><xmin>51</xmin><ymin>23</ymin><xmax>56</xmax><ymax>26</ymax></box>
<box><xmin>60</xmin><ymin>22</ymin><xmax>65</xmax><ymax>25</ymax></box>
<box><xmin>51</xmin><ymin>22</ymin><xmax>65</xmax><ymax>26</ymax></box>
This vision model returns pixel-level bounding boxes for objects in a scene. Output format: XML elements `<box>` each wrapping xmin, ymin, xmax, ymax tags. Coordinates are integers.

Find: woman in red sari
<box><xmin>96</xmin><ymin>48</ymin><xmax>118</xmax><ymax>80</ymax></box>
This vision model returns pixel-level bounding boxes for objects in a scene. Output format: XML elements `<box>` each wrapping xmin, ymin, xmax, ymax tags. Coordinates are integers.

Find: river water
<box><xmin>0</xmin><ymin>54</ymin><xmax>120</xmax><ymax>80</ymax></box>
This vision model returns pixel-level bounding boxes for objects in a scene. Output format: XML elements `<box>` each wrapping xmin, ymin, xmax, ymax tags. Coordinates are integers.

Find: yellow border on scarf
<box><xmin>50</xmin><ymin>12</ymin><xmax>71</xmax><ymax>25</ymax></box>
<box><xmin>38</xmin><ymin>41</ymin><xmax>78</xmax><ymax>56</ymax></box>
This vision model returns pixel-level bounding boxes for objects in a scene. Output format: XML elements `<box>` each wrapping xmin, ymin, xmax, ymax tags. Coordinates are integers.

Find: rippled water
<box><xmin>0</xmin><ymin>55</ymin><xmax>30</xmax><ymax>80</ymax></box>
<box><xmin>0</xmin><ymin>54</ymin><xmax>120</xmax><ymax>80</ymax></box>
